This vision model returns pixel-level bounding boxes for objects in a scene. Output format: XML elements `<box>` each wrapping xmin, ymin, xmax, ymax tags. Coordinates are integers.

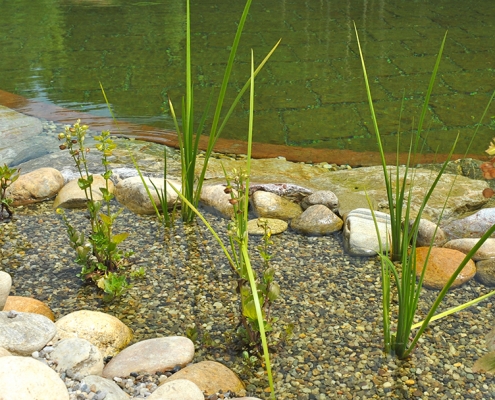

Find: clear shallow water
<box><xmin>1</xmin><ymin>0</ymin><xmax>495</xmax><ymax>155</ymax></box>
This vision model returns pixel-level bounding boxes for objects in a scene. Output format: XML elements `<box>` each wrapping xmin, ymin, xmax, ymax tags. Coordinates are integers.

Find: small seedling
<box><xmin>0</xmin><ymin>164</ymin><xmax>20</xmax><ymax>221</ymax></box>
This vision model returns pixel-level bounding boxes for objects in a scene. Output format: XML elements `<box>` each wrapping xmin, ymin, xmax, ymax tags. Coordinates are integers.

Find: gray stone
<box><xmin>147</xmin><ymin>379</ymin><xmax>203</xmax><ymax>400</ymax></box>
<box><xmin>252</xmin><ymin>190</ymin><xmax>302</xmax><ymax>220</ymax></box>
<box><xmin>115</xmin><ymin>176</ymin><xmax>180</xmax><ymax>215</ymax></box>
<box><xmin>0</xmin><ymin>356</ymin><xmax>69</xmax><ymax>400</ymax></box>
<box><xmin>414</xmin><ymin>218</ymin><xmax>447</xmax><ymax>247</ymax></box>
<box><xmin>247</xmin><ymin>218</ymin><xmax>288</xmax><ymax>235</ymax></box>
<box><xmin>0</xmin><ymin>311</ymin><xmax>56</xmax><ymax>356</ymax></box>
<box><xmin>442</xmin><ymin>208</ymin><xmax>495</xmax><ymax>240</ymax></box>
<box><xmin>102</xmin><ymin>336</ymin><xmax>195</xmax><ymax>378</ymax></box>
<box><xmin>51</xmin><ymin>338</ymin><xmax>104</xmax><ymax>377</ymax></box>
<box><xmin>444</xmin><ymin>238</ymin><xmax>495</xmax><ymax>261</ymax></box>
<box><xmin>475</xmin><ymin>259</ymin><xmax>495</xmax><ymax>287</ymax></box>
<box><xmin>0</xmin><ymin>105</ymin><xmax>44</xmax><ymax>166</ymax></box>
<box><xmin>82</xmin><ymin>375</ymin><xmax>130</xmax><ymax>400</ymax></box>
<box><xmin>0</xmin><ymin>271</ymin><xmax>12</xmax><ymax>310</ymax></box>
<box><xmin>290</xmin><ymin>204</ymin><xmax>343</xmax><ymax>235</ymax></box>
<box><xmin>301</xmin><ymin>190</ymin><xmax>339</xmax><ymax>212</ymax></box>
<box><xmin>343</xmin><ymin>208</ymin><xmax>391</xmax><ymax>256</ymax></box>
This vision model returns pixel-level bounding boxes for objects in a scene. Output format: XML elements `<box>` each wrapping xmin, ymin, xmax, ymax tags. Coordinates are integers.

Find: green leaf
<box><xmin>112</xmin><ymin>232</ymin><xmax>129</xmax><ymax>245</ymax></box>
<box><xmin>243</xmin><ymin>300</ymin><xmax>258</xmax><ymax>321</ymax></box>
<box><xmin>99</xmin><ymin>213</ymin><xmax>112</xmax><ymax>226</ymax></box>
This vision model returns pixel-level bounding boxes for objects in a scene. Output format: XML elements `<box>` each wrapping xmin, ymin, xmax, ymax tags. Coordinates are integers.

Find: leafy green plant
<box><xmin>170</xmin><ymin>51</ymin><xmax>277</xmax><ymax>398</ymax></box>
<box><xmin>356</xmin><ymin>25</ymin><xmax>495</xmax><ymax>359</ymax></box>
<box><xmin>56</xmin><ymin>120</ymin><xmax>134</xmax><ymax>301</ymax></box>
<box><xmin>169</xmin><ymin>0</ymin><xmax>280</xmax><ymax>222</ymax></box>
<box><xmin>0</xmin><ymin>164</ymin><xmax>19</xmax><ymax>221</ymax></box>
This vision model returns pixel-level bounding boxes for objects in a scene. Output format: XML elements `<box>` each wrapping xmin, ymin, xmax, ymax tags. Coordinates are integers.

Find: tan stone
<box><xmin>252</xmin><ymin>191</ymin><xmax>302</xmax><ymax>220</ymax></box>
<box><xmin>102</xmin><ymin>337</ymin><xmax>195</xmax><ymax>378</ymax></box>
<box><xmin>7</xmin><ymin>168</ymin><xmax>64</xmax><ymax>206</ymax></box>
<box><xmin>0</xmin><ymin>356</ymin><xmax>69</xmax><ymax>400</ymax></box>
<box><xmin>291</xmin><ymin>204</ymin><xmax>343</xmax><ymax>235</ymax></box>
<box><xmin>54</xmin><ymin>310</ymin><xmax>133</xmax><ymax>357</ymax></box>
<box><xmin>200</xmin><ymin>184</ymin><xmax>235</xmax><ymax>218</ymax></box>
<box><xmin>3</xmin><ymin>296</ymin><xmax>55</xmax><ymax>321</ymax></box>
<box><xmin>161</xmin><ymin>360</ymin><xmax>245</xmax><ymax>396</ymax></box>
<box><xmin>53</xmin><ymin>175</ymin><xmax>114</xmax><ymax>209</ymax></box>
<box><xmin>247</xmin><ymin>218</ymin><xmax>288</xmax><ymax>235</ymax></box>
<box><xmin>0</xmin><ymin>347</ymin><xmax>12</xmax><ymax>357</ymax></box>
<box><xmin>203</xmin><ymin>159</ymin><xmax>488</xmax><ymax>223</ymax></box>
<box><xmin>415</xmin><ymin>247</ymin><xmax>476</xmax><ymax>290</ymax></box>
<box><xmin>115</xmin><ymin>176</ymin><xmax>180</xmax><ymax>215</ymax></box>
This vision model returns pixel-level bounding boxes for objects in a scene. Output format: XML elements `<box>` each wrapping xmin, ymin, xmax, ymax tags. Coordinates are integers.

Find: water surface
<box><xmin>1</xmin><ymin>0</ymin><xmax>495</xmax><ymax>156</ymax></box>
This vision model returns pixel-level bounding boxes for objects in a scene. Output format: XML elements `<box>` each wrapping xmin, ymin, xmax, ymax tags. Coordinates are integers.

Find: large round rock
<box><xmin>0</xmin><ymin>356</ymin><xmax>69</xmax><ymax>400</ymax></box>
<box><xmin>54</xmin><ymin>310</ymin><xmax>133</xmax><ymax>357</ymax></box>
<box><xmin>103</xmin><ymin>336</ymin><xmax>194</xmax><ymax>378</ymax></box>
<box><xmin>415</xmin><ymin>247</ymin><xmax>476</xmax><ymax>290</ymax></box>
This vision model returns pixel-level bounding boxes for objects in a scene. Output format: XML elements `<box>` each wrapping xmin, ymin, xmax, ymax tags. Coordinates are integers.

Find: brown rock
<box><xmin>415</xmin><ymin>247</ymin><xmax>476</xmax><ymax>290</ymax></box>
<box><xmin>7</xmin><ymin>168</ymin><xmax>64</xmax><ymax>206</ymax></box>
<box><xmin>161</xmin><ymin>360</ymin><xmax>245</xmax><ymax>396</ymax></box>
<box><xmin>53</xmin><ymin>175</ymin><xmax>114</xmax><ymax>209</ymax></box>
<box><xmin>3</xmin><ymin>296</ymin><xmax>55</xmax><ymax>321</ymax></box>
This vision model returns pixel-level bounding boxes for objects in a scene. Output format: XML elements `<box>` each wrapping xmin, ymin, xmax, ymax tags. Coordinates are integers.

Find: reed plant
<box><xmin>170</xmin><ymin>51</ymin><xmax>277</xmax><ymax>399</ymax></box>
<box><xmin>169</xmin><ymin>0</ymin><xmax>279</xmax><ymax>222</ymax></box>
<box><xmin>355</xmin><ymin>25</ymin><xmax>495</xmax><ymax>359</ymax></box>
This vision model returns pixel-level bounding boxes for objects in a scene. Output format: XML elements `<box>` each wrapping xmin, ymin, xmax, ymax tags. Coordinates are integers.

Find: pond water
<box><xmin>1</xmin><ymin>0</ymin><xmax>495</xmax><ymax>156</ymax></box>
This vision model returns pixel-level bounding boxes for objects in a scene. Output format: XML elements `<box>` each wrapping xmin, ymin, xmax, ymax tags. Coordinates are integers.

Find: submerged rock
<box><xmin>291</xmin><ymin>204</ymin><xmax>343</xmax><ymax>235</ymax></box>
<box><xmin>415</xmin><ymin>247</ymin><xmax>476</xmax><ymax>290</ymax></box>
<box><xmin>102</xmin><ymin>336</ymin><xmax>194</xmax><ymax>378</ymax></box>
<box><xmin>160</xmin><ymin>360</ymin><xmax>245</xmax><ymax>397</ymax></box>
<box><xmin>252</xmin><ymin>190</ymin><xmax>302</xmax><ymax>220</ymax></box>
<box><xmin>7</xmin><ymin>167</ymin><xmax>64</xmax><ymax>206</ymax></box>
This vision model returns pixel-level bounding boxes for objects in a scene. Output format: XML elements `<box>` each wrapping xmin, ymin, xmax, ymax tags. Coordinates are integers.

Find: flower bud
<box><xmin>59</xmin><ymin>144</ymin><xmax>67</xmax><ymax>150</ymax></box>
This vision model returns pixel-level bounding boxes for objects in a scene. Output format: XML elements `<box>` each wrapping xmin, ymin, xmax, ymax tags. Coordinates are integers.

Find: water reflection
<box><xmin>1</xmin><ymin>0</ymin><xmax>495</xmax><ymax>155</ymax></box>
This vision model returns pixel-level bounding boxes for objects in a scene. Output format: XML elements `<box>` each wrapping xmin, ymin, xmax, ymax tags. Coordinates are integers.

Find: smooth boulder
<box><xmin>252</xmin><ymin>191</ymin><xmax>302</xmax><ymax>220</ymax></box>
<box><xmin>161</xmin><ymin>360</ymin><xmax>245</xmax><ymax>396</ymax></box>
<box><xmin>0</xmin><ymin>356</ymin><xmax>69</xmax><ymax>400</ymax></box>
<box><xmin>148</xmin><ymin>379</ymin><xmax>203</xmax><ymax>400</ymax></box>
<box><xmin>0</xmin><ymin>271</ymin><xmax>12</xmax><ymax>310</ymax></box>
<box><xmin>3</xmin><ymin>296</ymin><xmax>55</xmax><ymax>321</ymax></box>
<box><xmin>7</xmin><ymin>167</ymin><xmax>64</xmax><ymax>206</ymax></box>
<box><xmin>0</xmin><ymin>311</ymin><xmax>56</xmax><ymax>356</ymax></box>
<box><xmin>54</xmin><ymin>310</ymin><xmax>133</xmax><ymax>357</ymax></box>
<box><xmin>415</xmin><ymin>247</ymin><xmax>476</xmax><ymax>290</ymax></box>
<box><xmin>291</xmin><ymin>204</ymin><xmax>343</xmax><ymax>235</ymax></box>
<box><xmin>103</xmin><ymin>336</ymin><xmax>195</xmax><ymax>378</ymax></box>
<box><xmin>53</xmin><ymin>174</ymin><xmax>114</xmax><ymax>209</ymax></box>
<box><xmin>115</xmin><ymin>176</ymin><xmax>180</xmax><ymax>215</ymax></box>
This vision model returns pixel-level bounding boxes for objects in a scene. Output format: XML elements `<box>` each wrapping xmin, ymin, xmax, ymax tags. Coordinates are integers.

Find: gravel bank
<box><xmin>2</xmin><ymin>199</ymin><xmax>495</xmax><ymax>399</ymax></box>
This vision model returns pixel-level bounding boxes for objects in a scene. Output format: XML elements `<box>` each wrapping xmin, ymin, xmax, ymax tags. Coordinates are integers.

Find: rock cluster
<box><xmin>7</xmin><ymin>162</ymin><xmax>495</xmax><ymax>290</ymax></box>
<box><xmin>0</xmin><ymin>279</ymin><xmax>258</xmax><ymax>400</ymax></box>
